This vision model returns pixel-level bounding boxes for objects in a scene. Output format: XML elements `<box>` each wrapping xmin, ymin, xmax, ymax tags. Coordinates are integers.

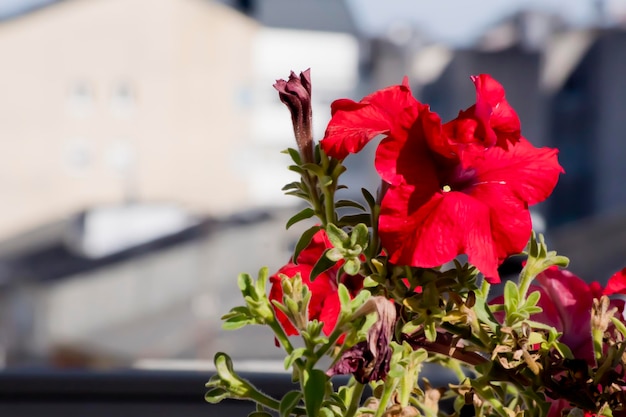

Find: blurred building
<box><xmin>0</xmin><ymin>0</ymin><xmax>360</xmax><ymax>366</ymax></box>
<box><xmin>0</xmin><ymin>0</ymin><xmax>259</xmax><ymax>239</ymax></box>
<box><xmin>1</xmin><ymin>0</ymin><xmax>626</xmax><ymax>366</ymax></box>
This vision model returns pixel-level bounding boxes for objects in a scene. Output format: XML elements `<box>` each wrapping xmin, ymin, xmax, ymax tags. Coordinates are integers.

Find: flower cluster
<box><xmin>207</xmin><ymin>70</ymin><xmax>626</xmax><ymax>417</ymax></box>
<box><xmin>322</xmin><ymin>74</ymin><xmax>562</xmax><ymax>283</ymax></box>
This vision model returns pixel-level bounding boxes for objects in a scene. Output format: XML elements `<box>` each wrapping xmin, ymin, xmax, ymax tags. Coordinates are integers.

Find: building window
<box><xmin>63</xmin><ymin>139</ymin><xmax>92</xmax><ymax>176</ymax></box>
<box><xmin>66</xmin><ymin>81</ymin><xmax>94</xmax><ymax>118</ymax></box>
<box><xmin>110</xmin><ymin>81</ymin><xmax>136</xmax><ymax>118</ymax></box>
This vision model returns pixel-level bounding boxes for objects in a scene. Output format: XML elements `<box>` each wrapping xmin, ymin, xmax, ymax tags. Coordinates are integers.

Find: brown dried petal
<box><xmin>328</xmin><ymin>296</ymin><xmax>396</xmax><ymax>383</ymax></box>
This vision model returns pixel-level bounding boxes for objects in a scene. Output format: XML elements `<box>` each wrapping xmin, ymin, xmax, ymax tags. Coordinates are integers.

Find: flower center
<box><xmin>441</xmin><ymin>166</ymin><xmax>478</xmax><ymax>193</ymax></box>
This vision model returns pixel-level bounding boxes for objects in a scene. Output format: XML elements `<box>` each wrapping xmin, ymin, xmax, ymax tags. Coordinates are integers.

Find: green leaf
<box><xmin>350</xmin><ymin>223</ymin><xmax>370</xmax><ymax>248</ymax></box>
<box><xmin>238</xmin><ymin>273</ymin><xmax>254</xmax><ymax>296</ymax></box>
<box><xmin>472</xmin><ymin>299</ymin><xmax>500</xmax><ymax>332</ymax></box>
<box><xmin>303</xmin><ymin>369</ymin><xmax>328</xmax><ymax>417</ymax></box>
<box><xmin>286</xmin><ymin>207</ymin><xmax>316</xmax><ymax>229</ymax></box>
<box><xmin>293</xmin><ymin>225</ymin><xmax>322</xmax><ymax>262</ymax></box>
<box><xmin>281</xmin><ymin>181</ymin><xmax>301</xmax><ymax>192</ymax></box>
<box><xmin>337</xmin><ymin>213</ymin><xmax>371</xmax><ymax>227</ymax></box>
<box><xmin>222</xmin><ymin>315</ymin><xmax>254</xmax><ymax>330</ymax></box>
<box><xmin>612</xmin><ymin>317</ymin><xmax>626</xmax><ymax>338</ymax></box>
<box><xmin>337</xmin><ymin>284</ymin><xmax>351</xmax><ymax>309</ymax></box>
<box><xmin>361</xmin><ymin>188</ymin><xmax>376</xmax><ymax>209</ymax></box>
<box><xmin>279</xmin><ymin>390</ymin><xmax>303</xmax><ymax>417</ymax></box>
<box><xmin>525</xmin><ymin>290</ymin><xmax>541</xmax><ymax>307</ymax></box>
<box><xmin>503</xmin><ymin>280</ymin><xmax>519</xmax><ymax>316</ymax></box>
<box><xmin>204</xmin><ymin>387</ymin><xmax>230</xmax><ymax>404</ymax></box>
<box><xmin>310</xmin><ymin>249</ymin><xmax>338</xmax><ymax>282</ymax></box>
<box><xmin>343</xmin><ymin>258</ymin><xmax>361</xmax><ymax>276</ymax></box>
<box><xmin>320</xmin><ymin>175</ymin><xmax>333</xmax><ymax>187</ymax></box>
<box><xmin>318</xmin><ymin>407</ymin><xmax>335</xmax><ymax>417</ymax></box>
<box><xmin>288</xmin><ymin>165</ymin><xmax>305</xmax><ymax>175</ymax></box>
<box><xmin>336</xmin><ymin>199</ymin><xmax>366</xmax><ymax>211</ymax></box>
<box><xmin>330</xmin><ymin>160</ymin><xmax>347</xmax><ymax>178</ymax></box>
<box><xmin>248</xmin><ymin>412</ymin><xmax>273</xmax><ymax>417</ymax></box>
<box><xmin>283</xmin><ymin>147</ymin><xmax>302</xmax><ymax>165</ymax></box>
<box><xmin>284</xmin><ymin>348</ymin><xmax>307</xmax><ymax>370</ymax></box>
<box><xmin>551</xmin><ymin>255</ymin><xmax>570</xmax><ymax>268</ymax></box>
<box><xmin>424</xmin><ymin>321</ymin><xmax>437</xmax><ymax>342</ymax></box>
<box><xmin>522</xmin><ymin>306</ymin><xmax>543</xmax><ymax>315</ymax></box>
<box><xmin>301</xmin><ymin>163</ymin><xmax>325</xmax><ymax>178</ymax></box>
<box><xmin>255</xmin><ymin>267</ymin><xmax>269</xmax><ymax>296</ymax></box>
<box><xmin>326</xmin><ymin>223</ymin><xmax>350</xmax><ymax>248</ymax></box>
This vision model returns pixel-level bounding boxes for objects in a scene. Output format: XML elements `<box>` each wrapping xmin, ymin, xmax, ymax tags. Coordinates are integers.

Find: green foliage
<box><xmin>303</xmin><ymin>369</ymin><xmax>329</xmax><ymax>417</ymax></box>
<box><xmin>222</xmin><ymin>268</ymin><xmax>274</xmax><ymax>329</ymax></box>
<box><xmin>279</xmin><ymin>391</ymin><xmax>303</xmax><ymax>417</ymax></box>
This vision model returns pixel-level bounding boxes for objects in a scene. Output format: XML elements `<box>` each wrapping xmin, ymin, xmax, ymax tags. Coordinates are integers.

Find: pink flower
<box><xmin>492</xmin><ymin>267</ymin><xmax>626</xmax><ymax>417</ymax></box>
<box><xmin>526</xmin><ymin>266</ymin><xmax>626</xmax><ymax>364</ymax></box>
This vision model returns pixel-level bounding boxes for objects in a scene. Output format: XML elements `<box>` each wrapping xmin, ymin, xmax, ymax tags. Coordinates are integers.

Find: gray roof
<box><xmin>2</xmin><ymin>0</ymin><xmax>618</xmax><ymax>46</ymax></box>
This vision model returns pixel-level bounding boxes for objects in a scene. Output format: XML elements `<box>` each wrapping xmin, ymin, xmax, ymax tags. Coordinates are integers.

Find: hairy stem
<box><xmin>345</xmin><ymin>382</ymin><xmax>366</xmax><ymax>417</ymax></box>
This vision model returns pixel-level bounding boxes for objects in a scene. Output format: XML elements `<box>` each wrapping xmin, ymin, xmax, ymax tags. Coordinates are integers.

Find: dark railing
<box><xmin>0</xmin><ymin>368</ymin><xmax>295</xmax><ymax>417</ymax></box>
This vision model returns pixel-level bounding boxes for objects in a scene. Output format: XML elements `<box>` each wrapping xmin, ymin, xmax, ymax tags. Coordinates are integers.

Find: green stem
<box><xmin>479</xmin><ymin>278</ymin><xmax>491</xmax><ymax>299</ymax></box>
<box><xmin>268</xmin><ymin>317</ymin><xmax>295</xmax><ymax>355</ymax></box>
<box><xmin>345</xmin><ymin>382</ymin><xmax>366</xmax><ymax>417</ymax></box>
<box><xmin>367</xmin><ymin>204</ymin><xmax>381</xmax><ymax>260</ymax></box>
<box><xmin>241</xmin><ymin>380</ymin><xmax>307</xmax><ymax>415</ymax></box>
<box><xmin>374</xmin><ymin>379</ymin><xmax>399</xmax><ymax>417</ymax></box>
<box><xmin>517</xmin><ymin>266</ymin><xmax>534</xmax><ymax>303</ymax></box>
<box><xmin>398</xmin><ymin>371</ymin><xmax>413</xmax><ymax>408</ymax></box>
<box><xmin>303</xmin><ymin>171</ymin><xmax>326</xmax><ymax>225</ymax></box>
<box><xmin>322</xmin><ymin>184</ymin><xmax>336</xmax><ymax>226</ymax></box>
<box><xmin>315</xmin><ymin>319</ymin><xmax>348</xmax><ymax>361</ymax></box>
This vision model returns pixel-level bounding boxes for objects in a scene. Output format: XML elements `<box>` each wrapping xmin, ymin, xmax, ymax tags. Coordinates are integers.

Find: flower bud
<box><xmin>273</xmin><ymin>70</ymin><xmax>313</xmax><ymax>163</ymax></box>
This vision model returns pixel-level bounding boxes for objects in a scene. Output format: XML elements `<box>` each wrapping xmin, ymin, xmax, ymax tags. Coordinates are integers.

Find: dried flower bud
<box><xmin>273</xmin><ymin>69</ymin><xmax>313</xmax><ymax>163</ymax></box>
<box><xmin>327</xmin><ymin>296</ymin><xmax>396</xmax><ymax>383</ymax></box>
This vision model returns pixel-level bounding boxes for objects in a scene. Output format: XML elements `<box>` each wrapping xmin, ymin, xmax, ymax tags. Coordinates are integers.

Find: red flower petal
<box><xmin>374</xmin><ymin>105</ymin><xmax>441</xmax><ymax>186</ymax></box>
<box><xmin>469</xmin><ymin>138</ymin><xmax>563</xmax><ymax>205</ymax></box>
<box><xmin>469</xmin><ymin>184</ymin><xmax>532</xmax><ymax>263</ymax></box>
<box><xmin>379</xmin><ymin>186</ymin><xmax>501</xmax><ymax>282</ymax></box>
<box><xmin>473</xmin><ymin>74</ymin><xmax>521</xmax><ymax>146</ymax></box>
<box><xmin>604</xmin><ymin>267</ymin><xmax>626</xmax><ymax>295</ymax></box>
<box><xmin>321</xmin><ymin>80</ymin><xmax>419</xmax><ymax>160</ymax></box>
<box><xmin>319</xmin><ymin>292</ymin><xmax>342</xmax><ymax>335</ymax></box>
<box><xmin>269</xmin><ymin>263</ymin><xmax>337</xmax><ymax>336</ymax></box>
<box><xmin>444</xmin><ymin>74</ymin><xmax>521</xmax><ymax>150</ymax></box>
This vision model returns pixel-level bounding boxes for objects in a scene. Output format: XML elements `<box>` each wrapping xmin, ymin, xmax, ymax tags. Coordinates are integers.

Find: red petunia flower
<box><xmin>268</xmin><ymin>229</ymin><xmax>363</xmax><ymax>337</ymax></box>
<box><xmin>442</xmin><ymin>74</ymin><xmax>521</xmax><ymax>154</ymax></box>
<box><xmin>321</xmin><ymin>75</ymin><xmax>562</xmax><ymax>283</ymax></box>
<box><xmin>321</xmin><ymin>74</ymin><xmax>519</xmax><ymax>162</ymax></box>
<box><xmin>377</xmin><ymin>137</ymin><xmax>562</xmax><ymax>283</ymax></box>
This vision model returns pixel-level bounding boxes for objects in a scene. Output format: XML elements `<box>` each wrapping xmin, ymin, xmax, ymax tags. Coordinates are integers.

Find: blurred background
<box><xmin>0</xmin><ymin>0</ymin><xmax>625</xmax><ymax>370</ymax></box>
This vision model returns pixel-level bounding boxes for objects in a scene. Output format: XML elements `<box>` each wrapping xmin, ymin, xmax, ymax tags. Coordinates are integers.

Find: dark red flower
<box><xmin>273</xmin><ymin>69</ymin><xmax>314</xmax><ymax>163</ymax></box>
<box><xmin>321</xmin><ymin>75</ymin><xmax>561</xmax><ymax>282</ymax></box>
<box><xmin>268</xmin><ymin>229</ymin><xmax>363</xmax><ymax>337</ymax></box>
<box><xmin>327</xmin><ymin>297</ymin><xmax>396</xmax><ymax>383</ymax></box>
